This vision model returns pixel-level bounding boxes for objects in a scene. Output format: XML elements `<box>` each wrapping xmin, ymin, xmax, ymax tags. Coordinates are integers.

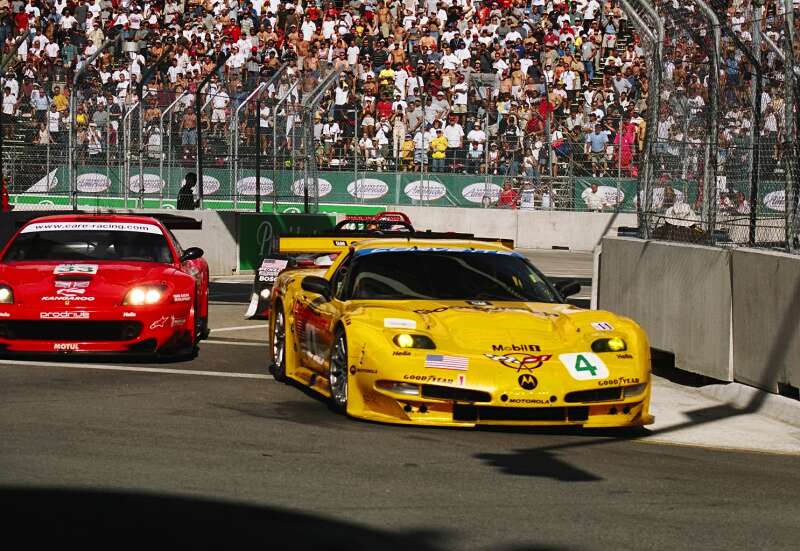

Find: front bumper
<box><xmin>0</xmin><ymin>304</ymin><xmax>194</xmax><ymax>356</ymax></box>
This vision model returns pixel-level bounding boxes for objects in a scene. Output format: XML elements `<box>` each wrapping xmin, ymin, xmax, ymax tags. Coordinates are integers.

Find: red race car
<box><xmin>0</xmin><ymin>214</ymin><xmax>209</xmax><ymax>358</ymax></box>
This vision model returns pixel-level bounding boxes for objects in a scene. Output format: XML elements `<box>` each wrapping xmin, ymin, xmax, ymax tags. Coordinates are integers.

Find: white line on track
<box><xmin>0</xmin><ymin>359</ymin><xmax>274</xmax><ymax>379</ymax></box>
<box><xmin>210</xmin><ymin>324</ymin><xmax>269</xmax><ymax>333</ymax></box>
<box><xmin>201</xmin><ymin>339</ymin><xmax>267</xmax><ymax>347</ymax></box>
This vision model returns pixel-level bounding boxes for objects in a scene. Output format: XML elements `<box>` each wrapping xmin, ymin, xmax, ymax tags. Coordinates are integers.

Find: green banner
<box><xmin>238</xmin><ymin>214</ymin><xmax>337</xmax><ymax>272</ymax></box>
<box><xmin>13</xmin><ymin>165</ymin><xmax>790</xmax><ymax>215</ymax></box>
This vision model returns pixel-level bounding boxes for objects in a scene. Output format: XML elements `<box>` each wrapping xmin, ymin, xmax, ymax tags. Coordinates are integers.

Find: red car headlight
<box><xmin>124</xmin><ymin>285</ymin><xmax>164</xmax><ymax>306</ymax></box>
<box><xmin>0</xmin><ymin>285</ymin><xmax>13</xmax><ymax>304</ymax></box>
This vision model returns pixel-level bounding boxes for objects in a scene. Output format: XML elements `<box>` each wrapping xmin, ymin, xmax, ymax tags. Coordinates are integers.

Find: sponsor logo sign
<box><xmin>53</xmin><ymin>343</ymin><xmax>80</xmax><ymax>351</ymax></box>
<box><xmin>491</xmin><ymin>344</ymin><xmax>540</xmax><ymax>352</ymax></box>
<box><xmin>763</xmin><ymin>190</ymin><xmax>785</xmax><ymax>212</ymax></box>
<box><xmin>517</xmin><ymin>373</ymin><xmax>538</xmax><ymax>390</ymax></box>
<box><xmin>461</xmin><ymin>182</ymin><xmax>502</xmax><ymax>204</ymax></box>
<box><xmin>591</xmin><ymin>322</ymin><xmax>614</xmax><ymax>331</ymax></box>
<box><xmin>43</xmin><ymin>280</ymin><xmax>94</xmax><ymax>302</ymax></box>
<box><xmin>149</xmin><ymin>316</ymin><xmax>169</xmax><ymax>330</ymax></box>
<box><xmin>76</xmin><ymin>173</ymin><xmax>112</xmax><ymax>193</ymax></box>
<box><xmin>291</xmin><ymin>178</ymin><xmax>332</xmax><ymax>198</ymax></box>
<box><xmin>404</xmin><ymin>179</ymin><xmax>447</xmax><ymax>201</ymax></box>
<box><xmin>236</xmin><ymin>176</ymin><xmax>274</xmax><ymax>196</ymax></box>
<box><xmin>258</xmin><ymin>258</ymin><xmax>288</xmax><ymax>282</ymax></box>
<box><xmin>128</xmin><ymin>174</ymin><xmax>166</xmax><ymax>194</ymax></box>
<box><xmin>40</xmin><ymin>311</ymin><xmax>90</xmax><ymax>319</ymax></box>
<box><xmin>25</xmin><ymin>222</ymin><xmax>161</xmax><ymax>235</ymax></box>
<box><xmin>346</xmin><ymin>178</ymin><xmax>389</xmax><ymax>200</ymax></box>
<box><xmin>173</xmin><ymin>293</ymin><xmax>191</xmax><ymax>302</ymax></box>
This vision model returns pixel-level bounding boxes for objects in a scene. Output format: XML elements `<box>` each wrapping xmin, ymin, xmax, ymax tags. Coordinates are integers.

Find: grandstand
<box><xmin>0</xmin><ymin>0</ymin><xmax>796</xmax><ymax>244</ymax></box>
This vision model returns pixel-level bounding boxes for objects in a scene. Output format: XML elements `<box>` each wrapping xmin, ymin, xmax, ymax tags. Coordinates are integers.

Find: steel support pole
<box><xmin>748</xmin><ymin>2</ymin><xmax>763</xmax><ymax>246</ymax></box>
<box><xmin>159</xmin><ymin>91</ymin><xmax>188</xmax><ymax>201</ymax></box>
<box><xmin>783</xmin><ymin>0</ymin><xmax>798</xmax><ymax>251</ymax></box>
<box><xmin>195</xmin><ymin>52</ymin><xmax>230</xmax><ymax>209</ymax></box>
<box><xmin>255</xmin><ymin>99</ymin><xmax>261</xmax><ymax>213</ymax></box>
<box><xmin>696</xmin><ymin>1</ymin><xmax>721</xmax><ymax>242</ymax></box>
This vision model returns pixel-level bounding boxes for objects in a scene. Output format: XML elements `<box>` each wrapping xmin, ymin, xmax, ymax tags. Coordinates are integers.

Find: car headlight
<box><xmin>375</xmin><ymin>381</ymin><xmax>420</xmax><ymax>396</ymax></box>
<box><xmin>0</xmin><ymin>285</ymin><xmax>12</xmax><ymax>304</ymax></box>
<box><xmin>124</xmin><ymin>285</ymin><xmax>164</xmax><ymax>306</ymax></box>
<box><xmin>393</xmin><ymin>333</ymin><xmax>436</xmax><ymax>349</ymax></box>
<box><xmin>591</xmin><ymin>337</ymin><xmax>627</xmax><ymax>352</ymax></box>
<box><xmin>259</xmin><ymin>288</ymin><xmax>271</xmax><ymax>299</ymax></box>
<box><xmin>623</xmin><ymin>383</ymin><xmax>648</xmax><ymax>398</ymax></box>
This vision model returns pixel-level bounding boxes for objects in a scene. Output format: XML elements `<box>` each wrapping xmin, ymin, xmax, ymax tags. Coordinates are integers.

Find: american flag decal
<box><xmin>424</xmin><ymin>354</ymin><xmax>469</xmax><ymax>371</ymax></box>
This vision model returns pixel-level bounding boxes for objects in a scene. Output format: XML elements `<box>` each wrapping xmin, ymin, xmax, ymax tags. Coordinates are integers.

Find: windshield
<box><xmin>4</xmin><ymin>226</ymin><xmax>173</xmax><ymax>264</ymax></box>
<box><xmin>346</xmin><ymin>250</ymin><xmax>560</xmax><ymax>302</ymax></box>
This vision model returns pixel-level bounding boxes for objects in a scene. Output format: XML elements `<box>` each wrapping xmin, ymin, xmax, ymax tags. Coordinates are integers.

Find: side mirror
<box><xmin>555</xmin><ymin>279</ymin><xmax>581</xmax><ymax>298</ymax></box>
<box><xmin>301</xmin><ymin>275</ymin><xmax>332</xmax><ymax>301</ymax></box>
<box><xmin>180</xmin><ymin>247</ymin><xmax>204</xmax><ymax>262</ymax></box>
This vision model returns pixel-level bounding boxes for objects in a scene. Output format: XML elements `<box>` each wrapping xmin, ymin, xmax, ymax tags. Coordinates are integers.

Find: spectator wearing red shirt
<box><xmin>496</xmin><ymin>181</ymin><xmax>519</xmax><ymax>209</ymax></box>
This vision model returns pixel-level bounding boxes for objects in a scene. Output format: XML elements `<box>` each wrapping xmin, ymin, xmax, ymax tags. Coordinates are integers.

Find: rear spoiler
<box><xmin>279</xmin><ymin>232</ymin><xmax>514</xmax><ymax>254</ymax></box>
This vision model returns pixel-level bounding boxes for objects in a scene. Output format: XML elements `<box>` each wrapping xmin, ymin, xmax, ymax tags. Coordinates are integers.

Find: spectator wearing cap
<box><xmin>430</xmin><ymin>128</ymin><xmax>448</xmax><ymax>172</ymax></box>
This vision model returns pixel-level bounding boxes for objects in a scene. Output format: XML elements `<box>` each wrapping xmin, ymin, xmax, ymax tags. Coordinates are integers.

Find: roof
<box><xmin>350</xmin><ymin>238</ymin><xmax>514</xmax><ymax>253</ymax></box>
<box><xmin>22</xmin><ymin>214</ymin><xmax>164</xmax><ymax>226</ymax></box>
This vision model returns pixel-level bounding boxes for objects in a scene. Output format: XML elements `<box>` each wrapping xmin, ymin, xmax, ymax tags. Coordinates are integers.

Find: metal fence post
<box><xmin>748</xmin><ymin>1</ymin><xmax>764</xmax><ymax>246</ymax></box>
<box><xmin>784</xmin><ymin>0</ymin><xmax>798</xmax><ymax>252</ymax></box>
<box><xmin>696</xmin><ymin>1</ymin><xmax>721</xmax><ymax>243</ymax></box>
<box><xmin>255</xmin><ymin>99</ymin><xmax>261</xmax><ymax>213</ymax></box>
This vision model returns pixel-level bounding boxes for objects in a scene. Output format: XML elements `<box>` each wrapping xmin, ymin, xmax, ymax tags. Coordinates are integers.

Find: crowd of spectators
<box><xmin>650</xmin><ymin>0</ymin><xmax>796</xmax><ymax>219</ymax></box>
<box><xmin>0</xmin><ymin>0</ymin><xmax>653</xmax><ymax>182</ymax></box>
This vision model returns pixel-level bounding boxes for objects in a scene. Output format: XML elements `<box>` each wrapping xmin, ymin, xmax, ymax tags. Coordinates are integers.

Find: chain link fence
<box><xmin>629</xmin><ymin>0</ymin><xmax>797</xmax><ymax>251</ymax></box>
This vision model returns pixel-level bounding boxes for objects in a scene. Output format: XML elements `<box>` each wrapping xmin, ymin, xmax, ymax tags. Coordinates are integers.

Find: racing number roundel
<box><xmin>558</xmin><ymin>353</ymin><xmax>609</xmax><ymax>381</ymax></box>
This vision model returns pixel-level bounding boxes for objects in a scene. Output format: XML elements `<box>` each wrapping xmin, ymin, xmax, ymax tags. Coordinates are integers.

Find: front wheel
<box><xmin>269</xmin><ymin>302</ymin><xmax>288</xmax><ymax>382</ymax></box>
<box><xmin>329</xmin><ymin>327</ymin><xmax>348</xmax><ymax>414</ymax></box>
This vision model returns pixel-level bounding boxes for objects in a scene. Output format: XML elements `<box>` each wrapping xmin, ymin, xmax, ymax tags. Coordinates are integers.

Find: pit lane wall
<box><xmin>597</xmin><ymin>237</ymin><xmax>799</xmax><ymax>394</ymax></box>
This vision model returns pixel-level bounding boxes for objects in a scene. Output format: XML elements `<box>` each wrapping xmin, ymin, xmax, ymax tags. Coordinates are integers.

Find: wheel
<box><xmin>269</xmin><ymin>302</ymin><xmax>288</xmax><ymax>382</ymax></box>
<box><xmin>329</xmin><ymin>327</ymin><xmax>348</xmax><ymax>414</ymax></box>
<box><xmin>196</xmin><ymin>315</ymin><xmax>209</xmax><ymax>340</ymax></box>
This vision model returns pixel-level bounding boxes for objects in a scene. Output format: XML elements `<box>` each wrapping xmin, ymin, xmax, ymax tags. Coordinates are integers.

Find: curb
<box><xmin>693</xmin><ymin>382</ymin><xmax>800</xmax><ymax>429</ymax></box>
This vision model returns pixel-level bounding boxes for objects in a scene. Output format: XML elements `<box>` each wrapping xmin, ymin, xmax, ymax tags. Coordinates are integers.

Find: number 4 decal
<box><xmin>559</xmin><ymin>353</ymin><xmax>609</xmax><ymax>381</ymax></box>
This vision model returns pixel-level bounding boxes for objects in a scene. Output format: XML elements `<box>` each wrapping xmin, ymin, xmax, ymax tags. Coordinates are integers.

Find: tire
<box><xmin>329</xmin><ymin>327</ymin><xmax>348</xmax><ymax>414</ymax></box>
<box><xmin>196</xmin><ymin>315</ymin><xmax>209</xmax><ymax>340</ymax></box>
<box><xmin>269</xmin><ymin>302</ymin><xmax>288</xmax><ymax>382</ymax></box>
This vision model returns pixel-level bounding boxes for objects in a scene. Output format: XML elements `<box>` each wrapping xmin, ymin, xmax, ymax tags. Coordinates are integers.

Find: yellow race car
<box><xmin>268</xmin><ymin>235</ymin><xmax>654</xmax><ymax>428</ymax></box>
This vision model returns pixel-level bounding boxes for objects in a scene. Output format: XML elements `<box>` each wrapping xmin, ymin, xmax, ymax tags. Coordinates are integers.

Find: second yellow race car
<box><xmin>268</xmin><ymin>235</ymin><xmax>654</xmax><ymax>428</ymax></box>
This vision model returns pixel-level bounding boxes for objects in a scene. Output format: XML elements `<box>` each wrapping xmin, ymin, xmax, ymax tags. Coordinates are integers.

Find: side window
<box><xmin>165</xmin><ymin>228</ymin><xmax>183</xmax><ymax>259</ymax></box>
<box><xmin>331</xmin><ymin>253</ymin><xmax>354</xmax><ymax>300</ymax></box>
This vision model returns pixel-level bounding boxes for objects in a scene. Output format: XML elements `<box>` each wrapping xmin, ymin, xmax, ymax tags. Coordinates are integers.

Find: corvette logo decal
<box><xmin>484</xmin><ymin>353</ymin><xmax>552</xmax><ymax>372</ymax></box>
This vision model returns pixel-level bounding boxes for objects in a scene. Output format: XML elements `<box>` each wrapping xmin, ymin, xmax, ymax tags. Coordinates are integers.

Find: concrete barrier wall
<box><xmin>389</xmin><ymin>206</ymin><xmax>637</xmax><ymax>251</ymax></box>
<box><xmin>598</xmin><ymin>237</ymin><xmax>732</xmax><ymax>381</ymax></box>
<box><xmin>731</xmin><ymin>248</ymin><xmax>800</xmax><ymax>391</ymax></box>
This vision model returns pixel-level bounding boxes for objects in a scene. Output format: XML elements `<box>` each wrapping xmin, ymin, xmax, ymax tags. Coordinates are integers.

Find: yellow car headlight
<box><xmin>392</xmin><ymin>333</ymin><xmax>436</xmax><ymax>349</ymax></box>
<box><xmin>0</xmin><ymin>285</ymin><xmax>13</xmax><ymax>304</ymax></box>
<box><xmin>124</xmin><ymin>285</ymin><xmax>164</xmax><ymax>306</ymax></box>
<box><xmin>591</xmin><ymin>337</ymin><xmax>627</xmax><ymax>353</ymax></box>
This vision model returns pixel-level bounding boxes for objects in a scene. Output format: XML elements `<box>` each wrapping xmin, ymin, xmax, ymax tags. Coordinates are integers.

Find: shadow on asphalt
<box><xmin>0</xmin><ymin>487</ymin><xmax>567</xmax><ymax>551</ymax></box>
<box><xmin>471</xmin><ymin>274</ymin><xmax>800</xmax><ymax>481</ymax></box>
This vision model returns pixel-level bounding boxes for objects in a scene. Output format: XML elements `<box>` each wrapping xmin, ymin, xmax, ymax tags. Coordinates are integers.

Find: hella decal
<box><xmin>122</xmin><ymin>312</ymin><xmax>136</xmax><ymax>318</ymax></box>
<box><xmin>40</xmin><ymin>311</ymin><xmax>90</xmax><ymax>320</ymax></box>
<box><xmin>0</xmin><ymin>312</ymin><xmax>10</xmax><ymax>318</ymax></box>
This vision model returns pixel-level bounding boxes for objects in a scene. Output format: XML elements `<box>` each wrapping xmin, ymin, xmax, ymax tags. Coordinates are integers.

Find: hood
<box><xmin>349</xmin><ymin>300</ymin><xmax>623</xmax><ymax>353</ymax></box>
<box><xmin>0</xmin><ymin>262</ymin><xmax>186</xmax><ymax>308</ymax></box>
